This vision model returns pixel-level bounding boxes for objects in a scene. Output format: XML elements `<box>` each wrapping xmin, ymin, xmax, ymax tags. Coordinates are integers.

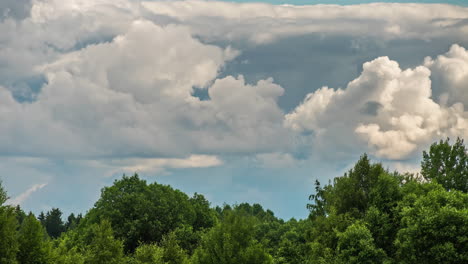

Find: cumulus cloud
<box><xmin>0</xmin><ymin>8</ymin><xmax>288</xmax><ymax>158</ymax></box>
<box><xmin>7</xmin><ymin>183</ymin><xmax>48</xmax><ymax>206</ymax></box>
<box><xmin>285</xmin><ymin>86</ymin><xmax>342</xmax><ymax>134</ymax></box>
<box><xmin>426</xmin><ymin>44</ymin><xmax>468</xmax><ymax>106</ymax></box>
<box><xmin>0</xmin><ymin>0</ymin><xmax>467</xmax><ymax>163</ymax></box>
<box><xmin>192</xmin><ymin>75</ymin><xmax>289</xmax><ymax>153</ymax></box>
<box><xmin>286</xmin><ymin>45</ymin><xmax>468</xmax><ymax>160</ymax></box>
<box><xmin>142</xmin><ymin>1</ymin><xmax>468</xmax><ymax>45</ymax></box>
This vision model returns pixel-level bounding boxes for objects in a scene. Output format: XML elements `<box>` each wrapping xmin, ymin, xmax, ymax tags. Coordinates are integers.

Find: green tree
<box><xmin>192</xmin><ymin>212</ymin><xmax>272</xmax><ymax>264</ymax></box>
<box><xmin>65</xmin><ymin>213</ymin><xmax>81</xmax><ymax>231</ymax></box>
<box><xmin>44</xmin><ymin>208</ymin><xmax>66</xmax><ymax>238</ymax></box>
<box><xmin>38</xmin><ymin>211</ymin><xmax>46</xmax><ymax>226</ymax></box>
<box><xmin>307</xmin><ymin>180</ymin><xmax>328</xmax><ymax>219</ymax></box>
<box><xmin>190</xmin><ymin>193</ymin><xmax>216</xmax><ymax>231</ymax></box>
<box><xmin>421</xmin><ymin>138</ymin><xmax>467</xmax><ymax>192</ymax></box>
<box><xmin>15</xmin><ymin>205</ymin><xmax>27</xmax><ymax>226</ymax></box>
<box><xmin>275</xmin><ymin>234</ymin><xmax>302</xmax><ymax>264</ymax></box>
<box><xmin>85</xmin><ymin>219</ymin><xmax>124</xmax><ymax>264</ymax></box>
<box><xmin>172</xmin><ymin>225</ymin><xmax>203</xmax><ymax>255</ymax></box>
<box><xmin>330</xmin><ymin>154</ymin><xmax>384</xmax><ymax>216</ymax></box>
<box><xmin>161</xmin><ymin>232</ymin><xmax>188</xmax><ymax>264</ymax></box>
<box><xmin>365</xmin><ymin>172</ymin><xmax>403</xmax><ymax>255</ymax></box>
<box><xmin>87</xmin><ymin>174</ymin><xmax>198</xmax><ymax>252</ymax></box>
<box><xmin>17</xmin><ymin>213</ymin><xmax>52</xmax><ymax>264</ymax></box>
<box><xmin>53</xmin><ymin>232</ymin><xmax>85</xmax><ymax>264</ymax></box>
<box><xmin>134</xmin><ymin>243</ymin><xmax>165</xmax><ymax>264</ymax></box>
<box><xmin>336</xmin><ymin>222</ymin><xmax>387</xmax><ymax>264</ymax></box>
<box><xmin>308</xmin><ymin>154</ymin><xmax>385</xmax><ymax>219</ymax></box>
<box><xmin>395</xmin><ymin>185</ymin><xmax>468</xmax><ymax>263</ymax></box>
<box><xmin>0</xmin><ymin>180</ymin><xmax>8</xmax><ymax>205</ymax></box>
<box><xmin>0</xmin><ymin>180</ymin><xmax>19</xmax><ymax>264</ymax></box>
<box><xmin>306</xmin><ymin>156</ymin><xmax>403</xmax><ymax>262</ymax></box>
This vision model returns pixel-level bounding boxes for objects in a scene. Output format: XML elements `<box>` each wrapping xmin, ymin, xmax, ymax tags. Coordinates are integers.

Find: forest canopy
<box><xmin>0</xmin><ymin>138</ymin><xmax>467</xmax><ymax>264</ymax></box>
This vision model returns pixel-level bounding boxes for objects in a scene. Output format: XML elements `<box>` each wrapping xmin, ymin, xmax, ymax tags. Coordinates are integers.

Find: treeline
<box><xmin>0</xmin><ymin>138</ymin><xmax>467</xmax><ymax>264</ymax></box>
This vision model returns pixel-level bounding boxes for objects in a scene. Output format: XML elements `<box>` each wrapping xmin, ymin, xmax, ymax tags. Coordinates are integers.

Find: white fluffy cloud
<box><xmin>142</xmin><ymin>0</ymin><xmax>468</xmax><ymax>44</ymax></box>
<box><xmin>0</xmin><ymin>0</ymin><xmax>467</xmax><ymax>163</ymax></box>
<box><xmin>0</xmin><ymin>10</ymin><xmax>287</xmax><ymax>158</ymax></box>
<box><xmin>426</xmin><ymin>44</ymin><xmax>468</xmax><ymax>106</ymax></box>
<box><xmin>286</xmin><ymin>45</ymin><xmax>468</xmax><ymax>159</ymax></box>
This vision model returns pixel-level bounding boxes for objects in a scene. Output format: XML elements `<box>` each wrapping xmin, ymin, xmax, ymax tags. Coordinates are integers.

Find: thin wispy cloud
<box><xmin>7</xmin><ymin>183</ymin><xmax>48</xmax><ymax>206</ymax></box>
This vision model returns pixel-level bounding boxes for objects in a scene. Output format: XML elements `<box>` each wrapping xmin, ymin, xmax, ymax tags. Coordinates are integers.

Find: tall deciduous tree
<box><xmin>421</xmin><ymin>138</ymin><xmax>467</xmax><ymax>192</ymax></box>
<box><xmin>192</xmin><ymin>212</ymin><xmax>273</xmax><ymax>264</ymax></box>
<box><xmin>0</xmin><ymin>180</ymin><xmax>19</xmax><ymax>264</ymax></box>
<box><xmin>17</xmin><ymin>213</ymin><xmax>52</xmax><ymax>264</ymax></box>
<box><xmin>336</xmin><ymin>222</ymin><xmax>387</xmax><ymax>264</ymax></box>
<box><xmin>308</xmin><ymin>154</ymin><xmax>385</xmax><ymax>218</ymax></box>
<box><xmin>395</xmin><ymin>185</ymin><xmax>468</xmax><ymax>263</ymax></box>
<box><xmin>87</xmin><ymin>174</ymin><xmax>208</xmax><ymax>252</ymax></box>
<box><xmin>85</xmin><ymin>219</ymin><xmax>124</xmax><ymax>264</ymax></box>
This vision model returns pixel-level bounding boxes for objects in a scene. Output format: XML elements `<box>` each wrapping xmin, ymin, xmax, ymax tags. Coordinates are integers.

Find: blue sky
<box><xmin>1</xmin><ymin>0</ymin><xmax>467</xmax><ymax>220</ymax></box>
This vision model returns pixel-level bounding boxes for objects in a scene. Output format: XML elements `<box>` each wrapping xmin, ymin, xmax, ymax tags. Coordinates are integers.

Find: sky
<box><xmin>228</xmin><ymin>0</ymin><xmax>468</xmax><ymax>5</ymax></box>
<box><xmin>0</xmin><ymin>0</ymin><xmax>467</xmax><ymax>220</ymax></box>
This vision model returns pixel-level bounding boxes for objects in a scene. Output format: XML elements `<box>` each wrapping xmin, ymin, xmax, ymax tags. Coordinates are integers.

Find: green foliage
<box><xmin>330</xmin><ymin>154</ymin><xmax>385</xmax><ymax>217</ymax></box>
<box><xmin>307</xmin><ymin>180</ymin><xmax>327</xmax><ymax>219</ymax></box>
<box><xmin>192</xmin><ymin>211</ymin><xmax>273</xmax><ymax>264</ymax></box>
<box><xmin>336</xmin><ymin>222</ymin><xmax>387</xmax><ymax>264</ymax></box>
<box><xmin>14</xmin><ymin>205</ymin><xmax>27</xmax><ymax>226</ymax></box>
<box><xmin>275</xmin><ymin>235</ymin><xmax>302</xmax><ymax>264</ymax></box>
<box><xmin>87</xmin><ymin>174</ymin><xmax>215</xmax><ymax>252</ymax></box>
<box><xmin>172</xmin><ymin>225</ymin><xmax>203</xmax><ymax>254</ymax></box>
<box><xmin>255</xmin><ymin>219</ymin><xmax>311</xmax><ymax>264</ymax></box>
<box><xmin>365</xmin><ymin>172</ymin><xmax>403</xmax><ymax>254</ymax></box>
<box><xmin>233</xmin><ymin>203</ymin><xmax>278</xmax><ymax>222</ymax></box>
<box><xmin>0</xmin><ymin>139</ymin><xmax>467</xmax><ymax>264</ymax></box>
<box><xmin>85</xmin><ymin>219</ymin><xmax>124</xmax><ymax>264</ymax></box>
<box><xmin>395</xmin><ymin>186</ymin><xmax>468</xmax><ymax>263</ymax></box>
<box><xmin>64</xmin><ymin>213</ymin><xmax>82</xmax><ymax>231</ymax></box>
<box><xmin>421</xmin><ymin>137</ymin><xmax>467</xmax><ymax>192</ymax></box>
<box><xmin>52</xmin><ymin>233</ymin><xmax>85</xmax><ymax>264</ymax></box>
<box><xmin>134</xmin><ymin>243</ymin><xmax>165</xmax><ymax>264</ymax></box>
<box><xmin>308</xmin><ymin>154</ymin><xmax>386</xmax><ymax>220</ymax></box>
<box><xmin>17</xmin><ymin>213</ymin><xmax>52</xmax><ymax>264</ymax></box>
<box><xmin>44</xmin><ymin>208</ymin><xmax>66</xmax><ymax>238</ymax></box>
<box><xmin>0</xmin><ymin>206</ymin><xmax>19</xmax><ymax>264</ymax></box>
<box><xmin>0</xmin><ymin>180</ymin><xmax>8</xmax><ymax>205</ymax></box>
<box><xmin>0</xmin><ymin>180</ymin><xmax>19</xmax><ymax>264</ymax></box>
<box><xmin>190</xmin><ymin>193</ymin><xmax>217</xmax><ymax>230</ymax></box>
<box><xmin>161</xmin><ymin>232</ymin><xmax>189</xmax><ymax>264</ymax></box>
